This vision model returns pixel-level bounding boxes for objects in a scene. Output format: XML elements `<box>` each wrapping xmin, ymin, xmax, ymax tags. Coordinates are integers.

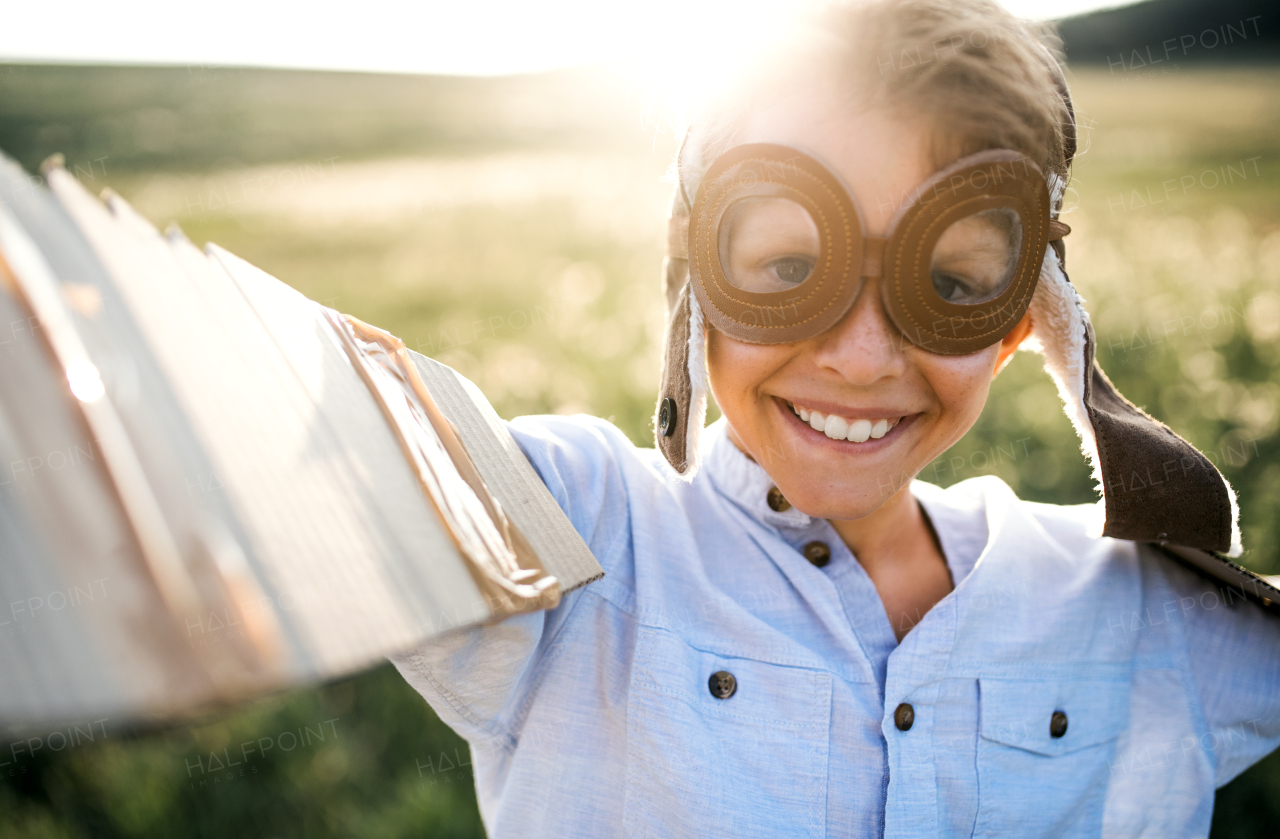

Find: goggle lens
<box><xmin>718</xmin><ymin>195</ymin><xmax>819</xmax><ymax>294</ymax></box>
<box><xmin>929</xmin><ymin>206</ymin><xmax>1024</xmax><ymax>306</ymax></box>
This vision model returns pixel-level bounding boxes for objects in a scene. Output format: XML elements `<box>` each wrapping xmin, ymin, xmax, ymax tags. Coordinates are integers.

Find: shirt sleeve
<box><xmin>1169</xmin><ymin>558</ymin><xmax>1280</xmax><ymax>786</ymax></box>
<box><xmin>390</xmin><ymin>414</ymin><xmax>637</xmax><ymax>745</ymax></box>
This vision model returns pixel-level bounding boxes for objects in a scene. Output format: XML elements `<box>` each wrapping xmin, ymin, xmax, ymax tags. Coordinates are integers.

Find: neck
<box><xmin>723</xmin><ymin>422</ymin><xmax>950</xmax><ymax>638</ymax></box>
<box><xmin>827</xmin><ymin>485</ymin><xmax>929</xmax><ymax>573</ymax></box>
<box><xmin>829</xmin><ymin>485</ymin><xmax>953</xmax><ymax>642</ymax></box>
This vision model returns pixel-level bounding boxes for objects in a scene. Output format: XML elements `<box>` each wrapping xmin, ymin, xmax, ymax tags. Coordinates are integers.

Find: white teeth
<box><xmin>790</xmin><ymin>403</ymin><xmax>902</xmax><ymax>444</ymax></box>
<box><xmin>823</xmin><ymin>414</ymin><xmax>848</xmax><ymax>440</ymax></box>
<box><xmin>847</xmin><ymin>419</ymin><xmax>872</xmax><ymax>443</ymax></box>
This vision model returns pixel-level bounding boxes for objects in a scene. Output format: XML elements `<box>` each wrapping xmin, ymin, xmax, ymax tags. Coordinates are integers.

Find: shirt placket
<box><xmin>881</xmin><ymin>593</ymin><xmax>959</xmax><ymax>836</ymax></box>
<box><xmin>714</xmin><ymin>458</ymin><xmax>882</xmax><ymax>682</ymax></box>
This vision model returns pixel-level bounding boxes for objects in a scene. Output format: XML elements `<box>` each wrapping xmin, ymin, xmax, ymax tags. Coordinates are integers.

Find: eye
<box><xmin>719</xmin><ymin>195</ymin><xmax>820</xmax><ymax>293</ymax></box>
<box><xmin>931</xmin><ymin>271</ymin><xmax>978</xmax><ymax>303</ymax></box>
<box><xmin>769</xmin><ymin>257</ymin><xmax>813</xmax><ymax>286</ymax></box>
<box><xmin>928</xmin><ymin>207</ymin><xmax>1023</xmax><ymax>305</ymax></box>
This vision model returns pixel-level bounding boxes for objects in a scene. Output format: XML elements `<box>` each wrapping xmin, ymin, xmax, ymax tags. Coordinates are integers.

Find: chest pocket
<box><xmin>973</xmin><ymin>676</ymin><xmax>1131</xmax><ymax>838</ymax></box>
<box><xmin>624</xmin><ymin>626</ymin><xmax>833</xmax><ymax>839</ymax></box>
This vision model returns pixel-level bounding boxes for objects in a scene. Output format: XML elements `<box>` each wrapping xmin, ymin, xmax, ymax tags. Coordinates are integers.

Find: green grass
<box><xmin>2</xmin><ymin>62</ymin><xmax>1279</xmax><ymax>837</ymax></box>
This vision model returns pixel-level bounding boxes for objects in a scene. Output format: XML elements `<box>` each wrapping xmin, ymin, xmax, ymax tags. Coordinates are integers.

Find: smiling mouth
<box><xmin>786</xmin><ymin>401</ymin><xmax>903</xmax><ymax>443</ymax></box>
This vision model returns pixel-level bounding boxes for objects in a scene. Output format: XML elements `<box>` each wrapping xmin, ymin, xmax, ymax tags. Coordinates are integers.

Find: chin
<box><xmin>768</xmin><ymin>476</ymin><xmax>901</xmax><ymax>522</ymax></box>
<box><xmin>735</xmin><ymin>406</ymin><xmax>923</xmax><ymax>521</ymax></box>
<box><xmin>765</xmin><ymin>460</ymin><xmax>906</xmax><ymax>522</ymax></box>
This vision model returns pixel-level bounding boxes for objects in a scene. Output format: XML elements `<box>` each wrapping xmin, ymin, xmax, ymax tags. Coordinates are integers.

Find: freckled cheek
<box><xmin>706</xmin><ymin>331</ymin><xmax>788</xmax><ymax>407</ymax></box>
<box><xmin>918</xmin><ymin>349</ymin><xmax>998</xmax><ymax>424</ymax></box>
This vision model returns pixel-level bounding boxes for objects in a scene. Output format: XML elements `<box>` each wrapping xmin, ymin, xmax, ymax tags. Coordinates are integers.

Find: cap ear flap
<box><xmin>655</xmin><ymin>278</ymin><xmax>708</xmax><ymax>478</ymax></box>
<box><xmin>1025</xmin><ymin>246</ymin><xmax>1242</xmax><ymax>557</ymax></box>
<box><xmin>1082</xmin><ymin>324</ymin><xmax>1241</xmax><ymax>555</ymax></box>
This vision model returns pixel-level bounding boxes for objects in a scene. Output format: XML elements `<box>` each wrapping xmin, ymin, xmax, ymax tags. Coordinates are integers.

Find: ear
<box><xmin>993</xmin><ymin>313</ymin><xmax>1033</xmax><ymax>377</ymax></box>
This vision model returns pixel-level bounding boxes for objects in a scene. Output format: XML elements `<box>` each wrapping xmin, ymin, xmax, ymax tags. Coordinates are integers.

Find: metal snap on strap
<box><xmin>658</xmin><ymin>396</ymin><xmax>677</xmax><ymax>437</ymax></box>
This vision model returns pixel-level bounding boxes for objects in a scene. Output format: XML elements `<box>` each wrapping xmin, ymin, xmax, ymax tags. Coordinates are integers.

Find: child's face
<box><xmin>707</xmin><ymin>88</ymin><xmax>1013</xmax><ymax>520</ymax></box>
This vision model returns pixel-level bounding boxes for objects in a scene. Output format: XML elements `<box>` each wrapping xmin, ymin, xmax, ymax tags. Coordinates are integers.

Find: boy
<box><xmin>393</xmin><ymin>2</ymin><xmax>1280</xmax><ymax>835</ymax></box>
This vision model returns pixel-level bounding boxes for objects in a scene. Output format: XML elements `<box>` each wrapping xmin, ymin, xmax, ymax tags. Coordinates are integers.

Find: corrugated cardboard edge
<box><xmin>410</xmin><ymin>352</ymin><xmax>603</xmax><ymax>592</ymax></box>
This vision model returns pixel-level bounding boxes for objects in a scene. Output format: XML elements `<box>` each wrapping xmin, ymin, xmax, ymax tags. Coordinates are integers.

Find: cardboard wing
<box><xmin>0</xmin><ymin>152</ymin><xmax>600</xmax><ymax>732</ymax></box>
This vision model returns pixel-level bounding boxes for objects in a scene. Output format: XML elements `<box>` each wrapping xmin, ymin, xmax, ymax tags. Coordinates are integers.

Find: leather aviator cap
<box><xmin>651</xmin><ymin>45</ymin><xmax>1277</xmax><ymax>611</ymax></box>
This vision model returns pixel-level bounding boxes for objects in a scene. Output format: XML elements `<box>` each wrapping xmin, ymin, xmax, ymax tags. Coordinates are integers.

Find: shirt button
<box><xmin>894</xmin><ymin>703</ymin><xmax>915</xmax><ymax>731</ymax></box>
<box><xmin>803</xmin><ymin>540</ymin><xmax>831</xmax><ymax>568</ymax></box>
<box><xmin>766</xmin><ymin>486</ymin><xmax>791</xmax><ymax>512</ymax></box>
<box><xmin>708</xmin><ymin>670</ymin><xmax>737</xmax><ymax>699</ymax></box>
<box><xmin>1050</xmin><ymin>710</ymin><xmax>1068</xmax><ymax>738</ymax></box>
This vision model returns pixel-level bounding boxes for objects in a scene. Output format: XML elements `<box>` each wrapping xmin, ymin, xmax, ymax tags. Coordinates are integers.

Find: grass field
<box><xmin>1</xmin><ymin>62</ymin><xmax>1278</xmax><ymax>837</ymax></box>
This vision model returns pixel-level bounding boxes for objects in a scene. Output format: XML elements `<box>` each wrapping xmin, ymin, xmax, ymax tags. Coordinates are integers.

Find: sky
<box><xmin>0</xmin><ymin>0</ymin><xmax>1140</xmax><ymax>77</ymax></box>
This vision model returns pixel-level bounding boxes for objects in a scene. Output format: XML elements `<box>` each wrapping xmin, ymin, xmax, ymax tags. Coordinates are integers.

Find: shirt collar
<box><xmin>912</xmin><ymin>480</ymin><xmax>989</xmax><ymax>585</ymax></box>
<box><xmin>702</xmin><ymin>417</ymin><xmax>814</xmax><ymax>530</ymax></box>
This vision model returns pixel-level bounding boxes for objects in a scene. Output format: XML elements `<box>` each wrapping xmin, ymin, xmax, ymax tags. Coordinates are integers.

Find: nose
<box><xmin>808</xmin><ymin>277</ymin><xmax>909</xmax><ymax>384</ymax></box>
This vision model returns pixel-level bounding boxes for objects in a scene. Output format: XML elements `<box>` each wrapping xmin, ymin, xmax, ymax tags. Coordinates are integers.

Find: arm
<box><xmin>390</xmin><ymin>414</ymin><xmax>637</xmax><ymax>744</ymax></box>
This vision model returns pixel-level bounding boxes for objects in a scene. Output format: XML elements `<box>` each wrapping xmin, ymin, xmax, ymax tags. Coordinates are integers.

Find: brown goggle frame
<box><xmin>678</xmin><ymin>144</ymin><xmax>1066</xmax><ymax>355</ymax></box>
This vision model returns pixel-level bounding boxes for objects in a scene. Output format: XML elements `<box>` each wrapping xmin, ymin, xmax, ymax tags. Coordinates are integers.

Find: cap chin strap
<box><xmin>655</xmin><ymin>169</ymin><xmax>702</xmax><ymax>475</ymax></box>
<box><xmin>654</xmin><ymin>270</ymin><xmax>707</xmax><ymax>477</ymax></box>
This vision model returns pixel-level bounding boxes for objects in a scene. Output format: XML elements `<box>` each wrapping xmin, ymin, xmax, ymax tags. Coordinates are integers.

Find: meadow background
<box><xmin>1</xmin><ymin>37</ymin><xmax>1279</xmax><ymax>839</ymax></box>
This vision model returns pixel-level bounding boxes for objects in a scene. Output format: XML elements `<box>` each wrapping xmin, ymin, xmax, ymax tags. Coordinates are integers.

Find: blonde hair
<box><xmin>679</xmin><ymin>0</ymin><xmax>1071</xmax><ymax>206</ymax></box>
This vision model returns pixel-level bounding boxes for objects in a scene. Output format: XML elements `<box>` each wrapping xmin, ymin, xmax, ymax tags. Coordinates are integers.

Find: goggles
<box><xmin>670</xmin><ymin>143</ymin><xmax>1069</xmax><ymax>355</ymax></box>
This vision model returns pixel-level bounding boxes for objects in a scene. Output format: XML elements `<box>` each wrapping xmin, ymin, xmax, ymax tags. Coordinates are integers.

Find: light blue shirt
<box><xmin>390</xmin><ymin>415</ymin><xmax>1280</xmax><ymax>838</ymax></box>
